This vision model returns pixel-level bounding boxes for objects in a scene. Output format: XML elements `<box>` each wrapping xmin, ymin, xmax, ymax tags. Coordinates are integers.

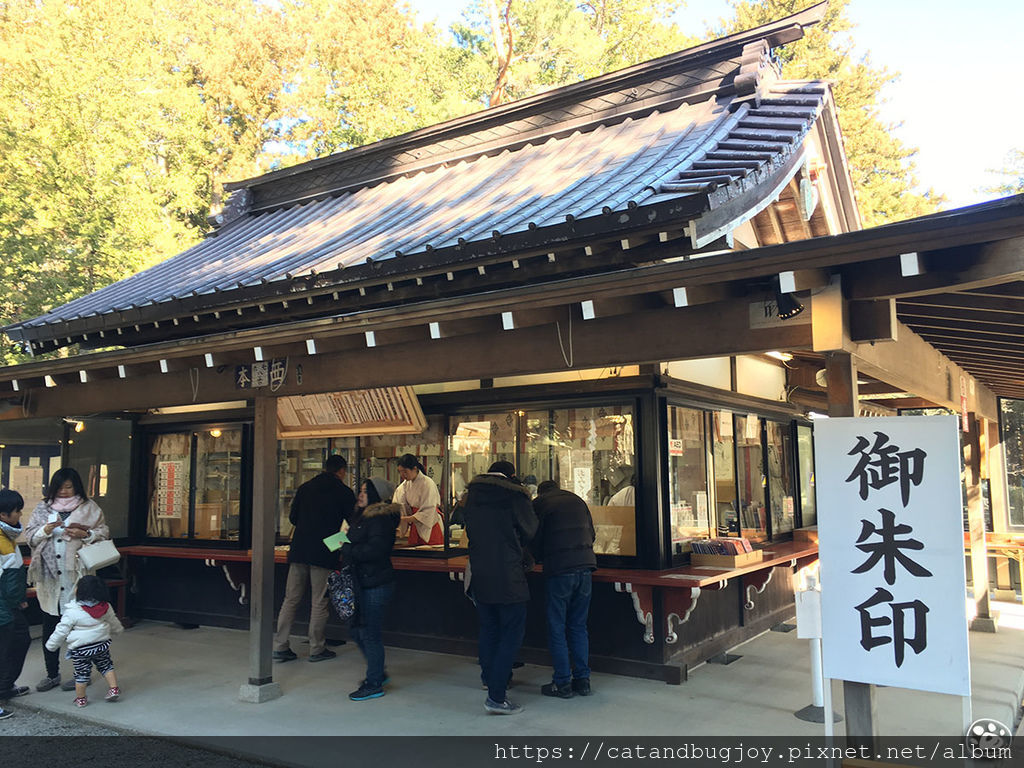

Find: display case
<box><xmin>194</xmin><ymin>429</ymin><xmax>243</xmax><ymax>541</ymax></box>
<box><xmin>277</xmin><ymin>438</ymin><xmax>355</xmax><ymax>540</ymax></box>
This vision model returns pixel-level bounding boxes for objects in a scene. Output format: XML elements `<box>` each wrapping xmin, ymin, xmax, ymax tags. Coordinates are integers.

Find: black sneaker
<box><xmin>0</xmin><ymin>686</ymin><xmax>30</xmax><ymax>700</ymax></box>
<box><xmin>541</xmin><ymin>681</ymin><xmax>574</xmax><ymax>699</ymax></box>
<box><xmin>0</xmin><ymin>708</ymin><xmax>12</xmax><ymax>720</ymax></box>
<box><xmin>309</xmin><ymin>649</ymin><xmax>337</xmax><ymax>663</ymax></box>
<box><xmin>273</xmin><ymin>649</ymin><xmax>298</xmax><ymax>662</ymax></box>
<box><xmin>484</xmin><ymin>697</ymin><xmax>523</xmax><ymax>715</ymax></box>
<box><xmin>571</xmin><ymin>678</ymin><xmax>592</xmax><ymax>696</ymax></box>
<box><xmin>349</xmin><ymin>683</ymin><xmax>385</xmax><ymax>701</ymax></box>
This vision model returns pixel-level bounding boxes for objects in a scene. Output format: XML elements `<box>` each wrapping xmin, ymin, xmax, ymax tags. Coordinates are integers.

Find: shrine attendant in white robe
<box><xmin>394</xmin><ymin>454</ymin><xmax>443</xmax><ymax>546</ymax></box>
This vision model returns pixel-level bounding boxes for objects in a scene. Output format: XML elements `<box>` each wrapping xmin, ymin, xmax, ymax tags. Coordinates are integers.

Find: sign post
<box><xmin>815</xmin><ymin>415</ymin><xmax>971</xmax><ymax>742</ymax></box>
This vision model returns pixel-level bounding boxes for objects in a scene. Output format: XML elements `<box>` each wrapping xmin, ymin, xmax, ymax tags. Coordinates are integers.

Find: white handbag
<box><xmin>77</xmin><ymin>539</ymin><xmax>121</xmax><ymax>572</ymax></box>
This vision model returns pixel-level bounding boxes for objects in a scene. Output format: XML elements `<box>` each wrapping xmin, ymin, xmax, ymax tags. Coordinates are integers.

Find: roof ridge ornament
<box><xmin>732</xmin><ymin>40</ymin><xmax>779</xmax><ymax>109</ymax></box>
<box><xmin>208</xmin><ymin>189</ymin><xmax>252</xmax><ymax>230</ymax></box>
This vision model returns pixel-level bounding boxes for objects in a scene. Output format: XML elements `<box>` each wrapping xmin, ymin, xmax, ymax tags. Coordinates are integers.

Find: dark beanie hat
<box><xmin>487</xmin><ymin>460</ymin><xmax>517</xmax><ymax>478</ymax></box>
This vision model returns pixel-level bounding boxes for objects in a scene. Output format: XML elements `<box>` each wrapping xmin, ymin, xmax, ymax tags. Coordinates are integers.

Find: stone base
<box><xmin>993</xmin><ymin>588</ymin><xmax>1017</xmax><ymax>603</ymax></box>
<box><xmin>969</xmin><ymin>613</ymin><xmax>999</xmax><ymax>633</ymax></box>
<box><xmin>239</xmin><ymin>681</ymin><xmax>283</xmax><ymax>703</ymax></box>
<box><xmin>794</xmin><ymin>704</ymin><xmax>843</xmax><ymax>724</ymax></box>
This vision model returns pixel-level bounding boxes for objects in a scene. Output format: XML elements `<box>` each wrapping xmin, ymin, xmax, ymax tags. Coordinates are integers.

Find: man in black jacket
<box><xmin>533</xmin><ymin>480</ymin><xmax>597</xmax><ymax>698</ymax></box>
<box><xmin>463</xmin><ymin>461</ymin><xmax>537</xmax><ymax>715</ymax></box>
<box><xmin>273</xmin><ymin>455</ymin><xmax>355</xmax><ymax>662</ymax></box>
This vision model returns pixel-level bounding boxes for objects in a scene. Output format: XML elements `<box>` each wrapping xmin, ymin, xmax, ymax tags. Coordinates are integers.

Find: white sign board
<box><xmin>815</xmin><ymin>416</ymin><xmax>970</xmax><ymax>696</ymax></box>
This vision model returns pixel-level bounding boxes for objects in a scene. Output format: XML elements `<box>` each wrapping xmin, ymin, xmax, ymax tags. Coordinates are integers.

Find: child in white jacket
<box><xmin>45</xmin><ymin>575</ymin><xmax>123</xmax><ymax>707</ymax></box>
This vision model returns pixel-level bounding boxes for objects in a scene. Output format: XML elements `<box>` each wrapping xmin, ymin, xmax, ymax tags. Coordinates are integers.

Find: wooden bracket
<box><xmin>615</xmin><ymin>582</ymin><xmax>654</xmax><ymax>644</ymax></box>
<box><xmin>664</xmin><ymin>587</ymin><xmax>701</xmax><ymax>644</ymax></box>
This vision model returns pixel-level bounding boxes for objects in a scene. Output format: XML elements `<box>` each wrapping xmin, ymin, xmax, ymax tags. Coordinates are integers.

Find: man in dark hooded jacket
<box><xmin>463</xmin><ymin>461</ymin><xmax>537</xmax><ymax>715</ymax></box>
<box><xmin>532</xmin><ymin>481</ymin><xmax>597</xmax><ymax>698</ymax></box>
<box><xmin>274</xmin><ymin>454</ymin><xmax>355</xmax><ymax>663</ymax></box>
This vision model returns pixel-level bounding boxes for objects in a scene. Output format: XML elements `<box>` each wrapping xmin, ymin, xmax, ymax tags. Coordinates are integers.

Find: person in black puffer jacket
<box><xmin>341</xmin><ymin>477</ymin><xmax>399</xmax><ymax>702</ymax></box>
<box><xmin>274</xmin><ymin>455</ymin><xmax>355</xmax><ymax>664</ymax></box>
<box><xmin>463</xmin><ymin>461</ymin><xmax>538</xmax><ymax>715</ymax></box>
<box><xmin>532</xmin><ymin>481</ymin><xmax>597</xmax><ymax>699</ymax></box>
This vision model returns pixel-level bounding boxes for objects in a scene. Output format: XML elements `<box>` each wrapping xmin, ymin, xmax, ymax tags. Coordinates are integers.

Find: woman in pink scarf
<box><xmin>24</xmin><ymin>468</ymin><xmax>109</xmax><ymax>693</ymax></box>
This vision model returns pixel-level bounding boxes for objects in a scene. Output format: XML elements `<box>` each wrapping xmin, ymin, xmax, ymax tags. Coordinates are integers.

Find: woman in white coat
<box><xmin>394</xmin><ymin>454</ymin><xmax>443</xmax><ymax>547</ymax></box>
<box><xmin>24</xmin><ymin>467</ymin><xmax>109</xmax><ymax>692</ymax></box>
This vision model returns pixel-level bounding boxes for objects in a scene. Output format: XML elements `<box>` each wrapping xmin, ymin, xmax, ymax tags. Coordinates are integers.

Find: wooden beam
<box><xmin>845</xmin><ymin>237</ymin><xmax>1024</xmax><ymax>300</ymax></box>
<box><xmin>851</xmin><ymin>321</ymin><xmax>999</xmax><ymax>421</ymax></box>
<box><xmin>849</xmin><ymin>299</ymin><xmax>896</xmax><ymax>343</ymax></box>
<box><xmin>17</xmin><ymin>300</ymin><xmax>814</xmax><ymax>417</ymax></box>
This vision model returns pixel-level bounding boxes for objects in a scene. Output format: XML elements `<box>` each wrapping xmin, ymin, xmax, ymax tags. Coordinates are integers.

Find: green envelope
<box><xmin>323</xmin><ymin>530</ymin><xmax>350</xmax><ymax>552</ymax></box>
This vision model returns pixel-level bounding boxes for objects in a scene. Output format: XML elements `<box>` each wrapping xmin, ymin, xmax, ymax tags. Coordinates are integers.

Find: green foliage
<box><xmin>718</xmin><ymin>0</ymin><xmax>942</xmax><ymax>227</ymax></box>
<box><xmin>454</xmin><ymin>0</ymin><xmax>697</xmax><ymax>105</ymax></box>
<box><xmin>0</xmin><ymin>0</ymin><xmax>478</xmax><ymax>365</ymax></box>
<box><xmin>984</xmin><ymin>149</ymin><xmax>1024</xmax><ymax>196</ymax></box>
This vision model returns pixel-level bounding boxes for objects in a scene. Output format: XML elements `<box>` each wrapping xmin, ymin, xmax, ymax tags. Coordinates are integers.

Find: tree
<box><xmin>455</xmin><ymin>0</ymin><xmax>697</xmax><ymax>106</ymax></box>
<box><xmin>0</xmin><ymin>0</ymin><xmax>475</xmax><ymax>364</ymax></box>
<box><xmin>984</xmin><ymin>149</ymin><xmax>1024</xmax><ymax>196</ymax></box>
<box><xmin>717</xmin><ymin>0</ymin><xmax>942</xmax><ymax>227</ymax></box>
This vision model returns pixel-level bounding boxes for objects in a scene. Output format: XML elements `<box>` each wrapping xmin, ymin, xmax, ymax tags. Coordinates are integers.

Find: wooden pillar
<box><xmin>239</xmin><ymin>395</ymin><xmax>283</xmax><ymax>702</ymax></box>
<box><xmin>966</xmin><ymin>413</ymin><xmax>996</xmax><ymax>631</ymax></box>
<box><xmin>986</xmin><ymin>419</ymin><xmax>1016</xmax><ymax>600</ymax></box>
<box><xmin>825</xmin><ymin>351</ymin><xmax>877</xmax><ymax>748</ymax></box>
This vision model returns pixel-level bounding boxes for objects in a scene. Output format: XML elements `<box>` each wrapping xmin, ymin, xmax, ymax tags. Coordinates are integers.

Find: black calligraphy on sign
<box><xmin>845</xmin><ymin>431</ymin><xmax>934</xmax><ymax>669</ymax></box>
<box><xmin>852</xmin><ymin>507</ymin><xmax>933</xmax><ymax>586</ymax></box>
<box><xmin>845</xmin><ymin>431</ymin><xmax>927</xmax><ymax>507</ymax></box>
<box><xmin>854</xmin><ymin>587</ymin><xmax>929</xmax><ymax>667</ymax></box>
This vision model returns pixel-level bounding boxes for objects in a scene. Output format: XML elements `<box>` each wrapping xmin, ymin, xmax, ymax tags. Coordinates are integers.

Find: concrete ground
<box><xmin>2</xmin><ymin>599</ymin><xmax>1022</xmax><ymax>766</ymax></box>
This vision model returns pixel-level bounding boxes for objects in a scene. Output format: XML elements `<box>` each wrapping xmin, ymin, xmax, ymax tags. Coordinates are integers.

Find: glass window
<box><xmin>667</xmin><ymin>406</ymin><xmax>710</xmax><ymax>551</ymax></box>
<box><xmin>735</xmin><ymin>414</ymin><xmax>766</xmax><ymax>542</ymax></box>
<box><xmin>797</xmin><ymin>425</ymin><xmax>816</xmax><ymax>528</ymax></box>
<box><xmin>147</xmin><ymin>432</ymin><xmax>192</xmax><ymax>539</ymax></box>
<box><xmin>277</xmin><ymin>438</ymin><xmax>356</xmax><ymax>542</ymax></box>
<box><xmin>146</xmin><ymin>427</ymin><xmax>245</xmax><ymax>542</ymax></box>
<box><xmin>0</xmin><ymin>418</ymin><xmax>63</xmax><ymax>510</ymax></box>
<box><xmin>711</xmin><ymin>411</ymin><xmax>738</xmax><ymax>536</ymax></box>
<box><xmin>766</xmin><ymin>421</ymin><xmax>795</xmax><ymax>536</ymax></box>
<box><xmin>67</xmin><ymin>418</ymin><xmax>133</xmax><ymax>538</ymax></box>
<box><xmin>194</xmin><ymin>428</ymin><xmax>243</xmax><ymax>541</ymax></box>
<box><xmin>450</xmin><ymin>404</ymin><xmax>636</xmax><ymax>557</ymax></box>
<box><xmin>1001</xmin><ymin>399</ymin><xmax>1024</xmax><ymax>527</ymax></box>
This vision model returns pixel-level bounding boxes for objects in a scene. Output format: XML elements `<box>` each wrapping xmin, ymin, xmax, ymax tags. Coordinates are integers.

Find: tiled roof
<box><xmin>4</xmin><ymin>4</ymin><xmax>833</xmax><ymax>350</ymax></box>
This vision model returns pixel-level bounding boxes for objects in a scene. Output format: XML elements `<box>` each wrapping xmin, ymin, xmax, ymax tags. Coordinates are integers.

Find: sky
<box><xmin>408</xmin><ymin>0</ymin><xmax>1024</xmax><ymax>209</ymax></box>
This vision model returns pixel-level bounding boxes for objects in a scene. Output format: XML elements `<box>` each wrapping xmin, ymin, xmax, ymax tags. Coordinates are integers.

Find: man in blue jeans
<box><xmin>464</xmin><ymin>461</ymin><xmax>537</xmax><ymax>715</ymax></box>
<box><xmin>532</xmin><ymin>480</ymin><xmax>597</xmax><ymax>698</ymax></box>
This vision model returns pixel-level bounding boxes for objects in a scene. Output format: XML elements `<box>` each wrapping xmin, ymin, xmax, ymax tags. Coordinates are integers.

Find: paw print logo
<box><xmin>965</xmin><ymin>718</ymin><xmax>1012</xmax><ymax>753</ymax></box>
